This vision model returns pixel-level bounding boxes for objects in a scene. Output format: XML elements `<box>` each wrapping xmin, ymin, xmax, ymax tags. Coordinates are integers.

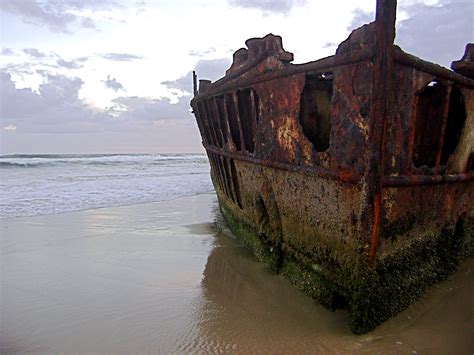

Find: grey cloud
<box><xmin>162</xmin><ymin>58</ymin><xmax>231</xmax><ymax>93</ymax></box>
<box><xmin>99</xmin><ymin>53</ymin><xmax>144</xmax><ymax>61</ymax></box>
<box><xmin>1</xmin><ymin>0</ymin><xmax>75</xmax><ymax>33</ymax></box>
<box><xmin>228</xmin><ymin>0</ymin><xmax>306</xmax><ymax>16</ymax></box>
<box><xmin>2</xmin><ymin>50</ymin><xmax>91</xmax><ymax>84</ymax></box>
<box><xmin>109</xmin><ymin>96</ymin><xmax>191</xmax><ymax>121</ymax></box>
<box><xmin>345</xmin><ymin>0</ymin><xmax>472</xmax><ymax>67</ymax></box>
<box><xmin>0</xmin><ymin>0</ymin><xmax>118</xmax><ymax>33</ymax></box>
<box><xmin>103</xmin><ymin>75</ymin><xmax>124</xmax><ymax>91</ymax></box>
<box><xmin>3</xmin><ymin>50</ymin><xmax>87</xmax><ymax>75</ymax></box>
<box><xmin>0</xmin><ymin>72</ymin><xmax>101</xmax><ymax>134</ymax></box>
<box><xmin>76</xmin><ymin>56</ymin><xmax>89</xmax><ymax>63</ymax></box>
<box><xmin>0</xmin><ymin>70</ymin><xmax>191</xmax><ymax>135</ymax></box>
<box><xmin>162</xmin><ymin>73</ymin><xmax>193</xmax><ymax>93</ymax></box>
<box><xmin>188</xmin><ymin>48</ymin><xmax>216</xmax><ymax>57</ymax></box>
<box><xmin>23</xmin><ymin>48</ymin><xmax>48</xmax><ymax>58</ymax></box>
<box><xmin>57</xmin><ymin>58</ymin><xmax>82</xmax><ymax>69</ymax></box>
<box><xmin>38</xmin><ymin>75</ymin><xmax>84</xmax><ymax>106</ymax></box>
<box><xmin>2</xmin><ymin>48</ymin><xmax>15</xmax><ymax>56</ymax></box>
<box><xmin>194</xmin><ymin>58</ymin><xmax>232</xmax><ymax>80</ymax></box>
<box><xmin>0</xmin><ymin>71</ymin><xmax>43</xmax><ymax>119</ymax></box>
<box><xmin>36</xmin><ymin>69</ymin><xmax>50</xmax><ymax>76</ymax></box>
<box><xmin>135</xmin><ymin>0</ymin><xmax>147</xmax><ymax>15</ymax></box>
<box><xmin>0</xmin><ymin>71</ymin><xmax>100</xmax><ymax>132</ymax></box>
<box><xmin>395</xmin><ymin>0</ymin><xmax>473</xmax><ymax>67</ymax></box>
<box><xmin>2</xmin><ymin>62</ymin><xmax>36</xmax><ymax>76</ymax></box>
<box><xmin>80</xmin><ymin>17</ymin><xmax>96</xmax><ymax>29</ymax></box>
<box><xmin>322</xmin><ymin>42</ymin><xmax>338</xmax><ymax>49</ymax></box>
<box><xmin>347</xmin><ymin>8</ymin><xmax>374</xmax><ymax>32</ymax></box>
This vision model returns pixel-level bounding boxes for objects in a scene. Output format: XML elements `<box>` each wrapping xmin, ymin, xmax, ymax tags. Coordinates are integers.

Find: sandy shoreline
<box><xmin>1</xmin><ymin>193</ymin><xmax>473</xmax><ymax>353</ymax></box>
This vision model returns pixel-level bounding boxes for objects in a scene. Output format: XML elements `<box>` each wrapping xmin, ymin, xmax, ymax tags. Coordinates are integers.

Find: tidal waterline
<box><xmin>1</xmin><ymin>193</ymin><xmax>472</xmax><ymax>353</ymax></box>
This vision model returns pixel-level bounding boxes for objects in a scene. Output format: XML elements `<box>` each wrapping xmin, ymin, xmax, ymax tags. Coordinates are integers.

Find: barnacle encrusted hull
<box><xmin>190</xmin><ymin>0</ymin><xmax>474</xmax><ymax>334</ymax></box>
<box><xmin>215</xmin><ymin>164</ymin><xmax>472</xmax><ymax>333</ymax></box>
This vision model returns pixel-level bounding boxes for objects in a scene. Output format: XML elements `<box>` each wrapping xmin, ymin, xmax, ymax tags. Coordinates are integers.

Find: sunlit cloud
<box><xmin>3</xmin><ymin>124</ymin><xmax>17</xmax><ymax>131</ymax></box>
<box><xmin>228</xmin><ymin>0</ymin><xmax>307</xmax><ymax>16</ymax></box>
<box><xmin>98</xmin><ymin>53</ymin><xmax>144</xmax><ymax>61</ymax></box>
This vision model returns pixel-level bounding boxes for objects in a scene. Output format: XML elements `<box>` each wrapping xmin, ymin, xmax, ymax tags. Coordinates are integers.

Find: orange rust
<box><xmin>339</xmin><ymin>171</ymin><xmax>354</xmax><ymax>182</ymax></box>
<box><xmin>369</xmin><ymin>192</ymin><xmax>381</xmax><ymax>268</ymax></box>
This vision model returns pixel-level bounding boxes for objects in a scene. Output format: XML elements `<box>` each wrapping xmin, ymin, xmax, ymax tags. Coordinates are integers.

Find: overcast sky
<box><xmin>1</xmin><ymin>0</ymin><xmax>472</xmax><ymax>154</ymax></box>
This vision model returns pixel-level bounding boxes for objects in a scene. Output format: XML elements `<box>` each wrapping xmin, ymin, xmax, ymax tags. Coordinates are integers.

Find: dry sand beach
<box><xmin>1</xmin><ymin>193</ymin><xmax>473</xmax><ymax>353</ymax></box>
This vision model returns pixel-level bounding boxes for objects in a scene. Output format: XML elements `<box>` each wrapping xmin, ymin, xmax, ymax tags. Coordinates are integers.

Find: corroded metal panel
<box><xmin>190</xmin><ymin>0</ymin><xmax>473</xmax><ymax>334</ymax></box>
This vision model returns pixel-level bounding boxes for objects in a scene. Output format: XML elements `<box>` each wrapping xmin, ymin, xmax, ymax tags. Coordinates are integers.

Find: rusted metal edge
<box><xmin>383</xmin><ymin>172</ymin><xmax>474</xmax><ymax>186</ymax></box>
<box><xmin>192</xmin><ymin>71</ymin><xmax>198</xmax><ymax>96</ymax></box>
<box><xmin>193</xmin><ymin>47</ymin><xmax>374</xmax><ymax>100</ymax></box>
<box><xmin>393</xmin><ymin>47</ymin><xmax>474</xmax><ymax>88</ymax></box>
<box><xmin>204</xmin><ymin>145</ymin><xmax>362</xmax><ymax>184</ymax></box>
<box><xmin>365</xmin><ymin>0</ymin><xmax>397</xmax><ymax>268</ymax></box>
<box><xmin>196</xmin><ymin>45</ymin><xmax>474</xmax><ymax>101</ymax></box>
<box><xmin>201</xmin><ymin>46</ymin><xmax>474</xmax><ymax>99</ymax></box>
<box><xmin>205</xmin><ymin>145</ymin><xmax>473</xmax><ymax>187</ymax></box>
<box><xmin>210</xmin><ymin>52</ymin><xmax>273</xmax><ymax>86</ymax></box>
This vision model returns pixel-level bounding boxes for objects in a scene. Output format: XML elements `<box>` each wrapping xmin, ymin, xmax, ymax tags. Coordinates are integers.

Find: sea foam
<box><xmin>0</xmin><ymin>154</ymin><xmax>212</xmax><ymax>218</ymax></box>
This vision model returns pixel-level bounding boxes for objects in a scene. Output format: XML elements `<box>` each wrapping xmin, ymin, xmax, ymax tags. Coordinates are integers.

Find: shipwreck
<box><xmin>190</xmin><ymin>0</ymin><xmax>473</xmax><ymax>333</ymax></box>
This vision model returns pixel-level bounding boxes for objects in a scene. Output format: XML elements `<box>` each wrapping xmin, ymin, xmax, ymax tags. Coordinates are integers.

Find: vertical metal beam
<box><xmin>193</xmin><ymin>71</ymin><xmax>198</xmax><ymax>96</ymax></box>
<box><xmin>362</xmin><ymin>0</ymin><xmax>397</xmax><ymax>268</ymax></box>
<box><xmin>204</xmin><ymin>99</ymin><xmax>221</xmax><ymax>148</ymax></box>
<box><xmin>193</xmin><ymin>103</ymin><xmax>208</xmax><ymax>146</ymax></box>
<box><xmin>210</xmin><ymin>98</ymin><xmax>226</xmax><ymax>146</ymax></box>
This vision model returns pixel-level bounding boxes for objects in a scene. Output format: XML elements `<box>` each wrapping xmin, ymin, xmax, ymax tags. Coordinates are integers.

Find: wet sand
<box><xmin>1</xmin><ymin>193</ymin><xmax>472</xmax><ymax>353</ymax></box>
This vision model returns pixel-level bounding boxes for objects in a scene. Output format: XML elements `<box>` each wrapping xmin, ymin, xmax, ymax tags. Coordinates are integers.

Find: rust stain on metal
<box><xmin>369</xmin><ymin>191</ymin><xmax>381</xmax><ymax>267</ymax></box>
<box><xmin>190</xmin><ymin>0</ymin><xmax>474</xmax><ymax>334</ymax></box>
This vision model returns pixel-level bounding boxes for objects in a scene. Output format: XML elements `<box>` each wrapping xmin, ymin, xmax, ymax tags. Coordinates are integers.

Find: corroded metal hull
<box><xmin>191</xmin><ymin>0</ymin><xmax>473</xmax><ymax>333</ymax></box>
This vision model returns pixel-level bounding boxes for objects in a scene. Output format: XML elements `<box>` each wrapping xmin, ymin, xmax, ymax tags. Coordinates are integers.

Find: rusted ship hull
<box><xmin>191</xmin><ymin>0</ymin><xmax>473</xmax><ymax>333</ymax></box>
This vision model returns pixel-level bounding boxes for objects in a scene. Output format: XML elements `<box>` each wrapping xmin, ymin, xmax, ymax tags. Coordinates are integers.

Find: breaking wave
<box><xmin>0</xmin><ymin>153</ymin><xmax>213</xmax><ymax>218</ymax></box>
<box><xmin>0</xmin><ymin>154</ymin><xmax>208</xmax><ymax>168</ymax></box>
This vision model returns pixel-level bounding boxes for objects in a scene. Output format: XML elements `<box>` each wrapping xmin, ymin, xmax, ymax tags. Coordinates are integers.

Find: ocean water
<box><xmin>0</xmin><ymin>153</ymin><xmax>213</xmax><ymax>218</ymax></box>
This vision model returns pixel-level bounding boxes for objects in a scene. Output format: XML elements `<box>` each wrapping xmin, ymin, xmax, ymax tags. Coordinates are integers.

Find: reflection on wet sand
<box><xmin>1</xmin><ymin>194</ymin><xmax>472</xmax><ymax>353</ymax></box>
<box><xmin>196</xmin><ymin>234</ymin><xmax>348</xmax><ymax>352</ymax></box>
<box><xmin>194</xmin><ymin>213</ymin><xmax>473</xmax><ymax>353</ymax></box>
